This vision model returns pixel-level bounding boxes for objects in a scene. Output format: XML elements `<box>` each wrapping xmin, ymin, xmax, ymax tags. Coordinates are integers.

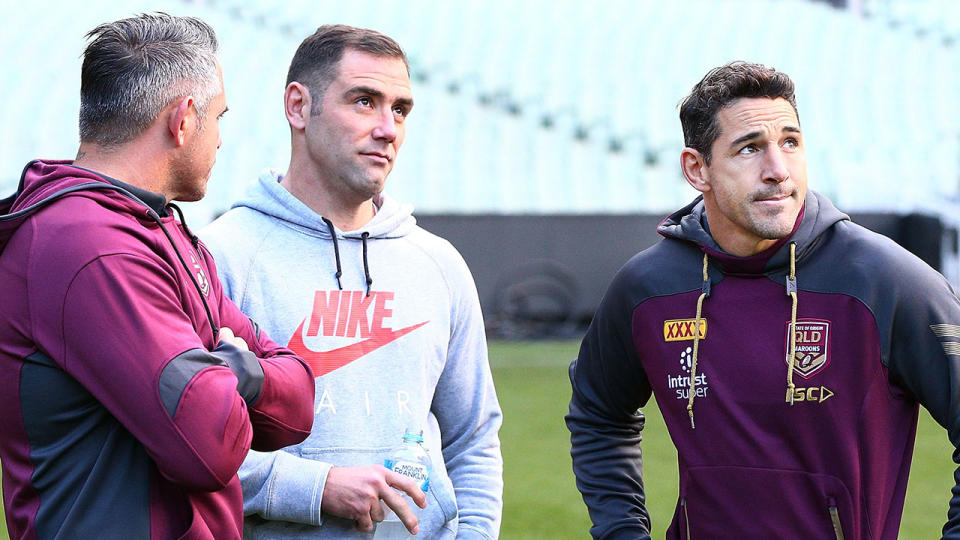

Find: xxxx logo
<box><xmin>663</xmin><ymin>318</ymin><xmax>707</xmax><ymax>342</ymax></box>
<box><xmin>288</xmin><ymin>290</ymin><xmax>428</xmax><ymax>377</ymax></box>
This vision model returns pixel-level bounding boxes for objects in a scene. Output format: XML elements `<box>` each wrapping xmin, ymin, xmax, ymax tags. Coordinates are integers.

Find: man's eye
<box><xmin>357</xmin><ymin>97</ymin><xmax>371</xmax><ymax>106</ymax></box>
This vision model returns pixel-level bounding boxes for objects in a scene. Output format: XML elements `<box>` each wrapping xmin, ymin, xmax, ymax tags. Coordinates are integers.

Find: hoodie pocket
<box><xmin>677</xmin><ymin>466</ymin><xmax>855</xmax><ymax>539</ymax></box>
<box><xmin>422</xmin><ymin>459</ymin><xmax>459</xmax><ymax>528</ymax></box>
<box><xmin>297</xmin><ymin>445</ymin><xmax>459</xmax><ymax>536</ymax></box>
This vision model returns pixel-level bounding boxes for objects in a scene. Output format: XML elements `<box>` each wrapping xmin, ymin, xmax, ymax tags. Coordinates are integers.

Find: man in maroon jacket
<box><xmin>0</xmin><ymin>13</ymin><xmax>314</xmax><ymax>539</ymax></box>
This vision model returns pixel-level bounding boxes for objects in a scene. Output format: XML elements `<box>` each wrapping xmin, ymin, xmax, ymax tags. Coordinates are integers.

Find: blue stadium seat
<box><xmin>1</xmin><ymin>0</ymin><xmax>957</xmax><ymax>220</ymax></box>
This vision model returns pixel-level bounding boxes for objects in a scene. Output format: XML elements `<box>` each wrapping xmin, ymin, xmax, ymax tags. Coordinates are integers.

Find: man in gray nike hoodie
<box><xmin>201</xmin><ymin>25</ymin><xmax>503</xmax><ymax>539</ymax></box>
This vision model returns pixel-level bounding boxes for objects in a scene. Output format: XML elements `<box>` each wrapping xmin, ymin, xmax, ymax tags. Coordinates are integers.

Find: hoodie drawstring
<box><xmin>5</xmin><ymin>180</ymin><xmax>219</xmax><ymax>345</ymax></box>
<box><xmin>361</xmin><ymin>232</ymin><xmax>373</xmax><ymax>297</ymax></box>
<box><xmin>786</xmin><ymin>242</ymin><xmax>799</xmax><ymax>405</ymax></box>
<box><xmin>687</xmin><ymin>253</ymin><xmax>710</xmax><ymax>429</ymax></box>
<box><xmin>168</xmin><ymin>203</ymin><xmax>199</xmax><ymax>249</ymax></box>
<box><xmin>687</xmin><ymin>242</ymin><xmax>801</xmax><ymax>428</ymax></box>
<box><xmin>147</xmin><ymin>208</ymin><xmax>218</xmax><ymax>344</ymax></box>
<box><xmin>320</xmin><ymin>217</ymin><xmax>374</xmax><ymax>295</ymax></box>
<box><xmin>321</xmin><ymin>217</ymin><xmax>344</xmax><ymax>290</ymax></box>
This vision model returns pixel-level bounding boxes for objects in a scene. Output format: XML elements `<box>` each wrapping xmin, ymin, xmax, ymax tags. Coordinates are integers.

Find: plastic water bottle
<box><xmin>374</xmin><ymin>428</ymin><xmax>431</xmax><ymax>539</ymax></box>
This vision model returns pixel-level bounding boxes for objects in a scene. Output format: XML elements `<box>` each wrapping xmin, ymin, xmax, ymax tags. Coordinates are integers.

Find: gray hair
<box><xmin>79</xmin><ymin>12</ymin><xmax>220</xmax><ymax>146</ymax></box>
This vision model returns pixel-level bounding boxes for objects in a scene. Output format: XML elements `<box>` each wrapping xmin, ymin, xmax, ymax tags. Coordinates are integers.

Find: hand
<box><xmin>321</xmin><ymin>465</ymin><xmax>427</xmax><ymax>534</ymax></box>
<box><xmin>218</xmin><ymin>327</ymin><xmax>249</xmax><ymax>351</ymax></box>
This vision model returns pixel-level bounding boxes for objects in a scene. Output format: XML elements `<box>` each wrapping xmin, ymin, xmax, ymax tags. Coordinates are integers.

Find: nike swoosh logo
<box><xmin>287</xmin><ymin>318</ymin><xmax>429</xmax><ymax>377</ymax></box>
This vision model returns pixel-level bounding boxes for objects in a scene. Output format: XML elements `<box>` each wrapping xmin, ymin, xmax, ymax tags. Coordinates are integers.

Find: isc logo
<box><xmin>785</xmin><ymin>386</ymin><xmax>835</xmax><ymax>404</ymax></box>
<box><xmin>663</xmin><ymin>319</ymin><xmax>707</xmax><ymax>342</ymax></box>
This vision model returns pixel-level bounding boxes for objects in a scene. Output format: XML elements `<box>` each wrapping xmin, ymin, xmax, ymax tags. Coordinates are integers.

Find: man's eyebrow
<box><xmin>730</xmin><ymin>125</ymin><xmax>801</xmax><ymax>147</ymax></box>
<box><xmin>345</xmin><ymin>85</ymin><xmax>414</xmax><ymax>109</ymax></box>
<box><xmin>345</xmin><ymin>85</ymin><xmax>384</xmax><ymax>99</ymax></box>
<box><xmin>730</xmin><ymin>131</ymin><xmax>762</xmax><ymax>147</ymax></box>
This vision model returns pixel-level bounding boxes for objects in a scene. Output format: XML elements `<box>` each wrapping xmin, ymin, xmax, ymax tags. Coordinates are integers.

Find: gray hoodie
<box><xmin>201</xmin><ymin>171</ymin><xmax>503</xmax><ymax>539</ymax></box>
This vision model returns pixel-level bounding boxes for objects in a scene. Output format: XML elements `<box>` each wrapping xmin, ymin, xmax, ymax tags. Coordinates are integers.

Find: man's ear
<box><xmin>168</xmin><ymin>95</ymin><xmax>195</xmax><ymax>148</ymax></box>
<box><xmin>681</xmin><ymin>147</ymin><xmax>711</xmax><ymax>194</ymax></box>
<box><xmin>285</xmin><ymin>82</ymin><xmax>311</xmax><ymax>130</ymax></box>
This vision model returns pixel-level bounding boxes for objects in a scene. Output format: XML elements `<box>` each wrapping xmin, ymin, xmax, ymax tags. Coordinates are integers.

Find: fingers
<box><xmin>218</xmin><ymin>326</ymin><xmax>249</xmax><ymax>351</ymax></box>
<box><xmin>380</xmin><ymin>490</ymin><xmax>420</xmax><ymax>535</ymax></box>
<box><xmin>382</xmin><ymin>471</ymin><xmax>424</xmax><ymax>534</ymax></box>
<box><xmin>353</xmin><ymin>512</ymin><xmax>374</xmax><ymax>532</ymax></box>
<box><xmin>321</xmin><ymin>466</ymin><xmax>424</xmax><ymax>535</ymax></box>
<box><xmin>371</xmin><ymin>499</ymin><xmax>386</xmax><ymax>523</ymax></box>
<box><xmin>386</xmin><ymin>470</ymin><xmax>427</xmax><ymax>509</ymax></box>
<box><xmin>353</xmin><ymin>500</ymin><xmax>388</xmax><ymax>533</ymax></box>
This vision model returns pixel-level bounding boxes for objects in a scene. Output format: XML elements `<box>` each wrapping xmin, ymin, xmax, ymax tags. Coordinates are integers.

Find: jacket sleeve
<box><xmin>430</xmin><ymin>251</ymin><xmax>503</xmax><ymax>540</ymax></box>
<box><xmin>206</xmin><ymin>247</ymin><xmax>315</xmax><ymax>452</ymax></box>
<box><xmin>566</xmin><ymin>266</ymin><xmax>653</xmax><ymax>540</ymax></box>
<box><xmin>238</xmin><ymin>449</ymin><xmax>331</xmax><ymax>525</ymax></box>
<box><xmin>35</xmin><ymin>252</ymin><xmax>257</xmax><ymax>492</ymax></box>
<box><xmin>882</xmin><ymin>257</ymin><xmax>960</xmax><ymax>539</ymax></box>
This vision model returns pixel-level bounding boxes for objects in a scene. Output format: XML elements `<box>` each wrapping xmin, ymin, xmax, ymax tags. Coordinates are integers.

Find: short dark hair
<box><xmin>79</xmin><ymin>12</ymin><xmax>220</xmax><ymax>146</ymax></box>
<box><xmin>287</xmin><ymin>24</ymin><xmax>408</xmax><ymax>115</ymax></box>
<box><xmin>679</xmin><ymin>61</ymin><xmax>798</xmax><ymax>164</ymax></box>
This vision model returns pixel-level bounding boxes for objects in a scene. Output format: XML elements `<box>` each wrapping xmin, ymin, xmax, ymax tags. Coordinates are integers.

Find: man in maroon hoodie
<box><xmin>0</xmin><ymin>12</ymin><xmax>315</xmax><ymax>539</ymax></box>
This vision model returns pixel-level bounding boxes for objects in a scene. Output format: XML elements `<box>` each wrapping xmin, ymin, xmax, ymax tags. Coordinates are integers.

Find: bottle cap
<box><xmin>402</xmin><ymin>428</ymin><xmax>424</xmax><ymax>443</ymax></box>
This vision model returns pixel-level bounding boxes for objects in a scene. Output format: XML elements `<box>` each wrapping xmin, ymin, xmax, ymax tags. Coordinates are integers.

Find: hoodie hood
<box><xmin>232</xmin><ymin>170</ymin><xmax>417</xmax><ymax>240</ymax></box>
<box><xmin>1</xmin><ymin>159</ymin><xmax>218</xmax><ymax>340</ymax></box>
<box><xmin>657</xmin><ymin>190</ymin><xmax>849</xmax><ymax>275</ymax></box>
<box><xmin>0</xmin><ymin>160</ymin><xmax>163</xmax><ymax>255</ymax></box>
<box><xmin>655</xmin><ymin>189</ymin><xmax>850</xmax><ymax>428</ymax></box>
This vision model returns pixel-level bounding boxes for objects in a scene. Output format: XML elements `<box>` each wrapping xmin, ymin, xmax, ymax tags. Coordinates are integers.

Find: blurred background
<box><xmin>2</xmin><ymin>0</ymin><xmax>959</xmax><ymax>339</ymax></box>
<box><xmin>1</xmin><ymin>0</ymin><xmax>958</xmax><ymax>537</ymax></box>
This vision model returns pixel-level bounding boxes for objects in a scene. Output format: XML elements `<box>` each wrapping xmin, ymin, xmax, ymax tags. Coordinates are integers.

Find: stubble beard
<box><xmin>342</xmin><ymin>166</ymin><xmax>388</xmax><ymax>203</ymax></box>
<box><xmin>746</xmin><ymin>204</ymin><xmax>798</xmax><ymax>240</ymax></box>
<box><xmin>169</xmin><ymin>158</ymin><xmax>209</xmax><ymax>203</ymax></box>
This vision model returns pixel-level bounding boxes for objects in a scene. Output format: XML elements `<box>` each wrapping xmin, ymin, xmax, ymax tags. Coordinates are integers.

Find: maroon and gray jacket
<box><xmin>567</xmin><ymin>191</ymin><xmax>960</xmax><ymax>539</ymax></box>
<box><xmin>0</xmin><ymin>160</ymin><xmax>315</xmax><ymax>539</ymax></box>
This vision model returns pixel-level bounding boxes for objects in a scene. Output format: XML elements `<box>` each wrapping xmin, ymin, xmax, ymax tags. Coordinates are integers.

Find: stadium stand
<box><xmin>2</xmin><ymin>0</ymin><xmax>959</xmax><ymax>330</ymax></box>
<box><xmin>2</xmin><ymin>0</ymin><xmax>958</xmax><ymax>221</ymax></box>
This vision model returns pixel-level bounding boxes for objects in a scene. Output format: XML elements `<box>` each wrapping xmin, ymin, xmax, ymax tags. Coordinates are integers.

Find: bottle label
<box><xmin>385</xmin><ymin>459</ymin><xmax>430</xmax><ymax>491</ymax></box>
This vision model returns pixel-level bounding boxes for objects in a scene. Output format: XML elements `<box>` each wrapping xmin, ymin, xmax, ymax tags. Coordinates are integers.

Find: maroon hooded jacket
<box><xmin>0</xmin><ymin>160</ymin><xmax>315</xmax><ymax>539</ymax></box>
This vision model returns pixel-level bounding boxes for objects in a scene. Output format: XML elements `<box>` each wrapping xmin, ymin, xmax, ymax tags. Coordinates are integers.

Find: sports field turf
<box><xmin>0</xmin><ymin>339</ymin><xmax>954</xmax><ymax>538</ymax></box>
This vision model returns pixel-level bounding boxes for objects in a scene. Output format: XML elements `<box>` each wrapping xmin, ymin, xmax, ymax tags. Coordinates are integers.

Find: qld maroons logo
<box><xmin>189</xmin><ymin>252</ymin><xmax>210</xmax><ymax>297</ymax></box>
<box><xmin>785</xmin><ymin>319</ymin><xmax>830</xmax><ymax>378</ymax></box>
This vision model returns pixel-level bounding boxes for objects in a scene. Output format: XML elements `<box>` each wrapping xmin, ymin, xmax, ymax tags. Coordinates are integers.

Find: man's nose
<box><xmin>372</xmin><ymin>109</ymin><xmax>397</xmax><ymax>142</ymax></box>
<box><xmin>763</xmin><ymin>145</ymin><xmax>790</xmax><ymax>183</ymax></box>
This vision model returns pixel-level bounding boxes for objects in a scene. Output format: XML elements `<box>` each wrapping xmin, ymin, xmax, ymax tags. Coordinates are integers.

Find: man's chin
<box><xmin>755</xmin><ymin>221</ymin><xmax>797</xmax><ymax>241</ymax></box>
<box><xmin>172</xmin><ymin>187</ymin><xmax>206</xmax><ymax>203</ymax></box>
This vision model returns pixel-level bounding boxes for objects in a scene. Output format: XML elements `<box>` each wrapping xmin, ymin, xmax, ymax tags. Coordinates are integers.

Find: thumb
<box><xmin>219</xmin><ymin>327</ymin><xmax>236</xmax><ymax>342</ymax></box>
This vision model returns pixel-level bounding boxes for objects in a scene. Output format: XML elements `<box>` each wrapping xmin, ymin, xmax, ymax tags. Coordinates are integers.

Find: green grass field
<box><xmin>0</xmin><ymin>339</ymin><xmax>954</xmax><ymax>538</ymax></box>
<box><xmin>491</xmin><ymin>340</ymin><xmax>954</xmax><ymax>539</ymax></box>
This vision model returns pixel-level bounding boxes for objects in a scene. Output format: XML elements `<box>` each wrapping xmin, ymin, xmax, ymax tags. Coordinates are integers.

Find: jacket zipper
<box><xmin>828</xmin><ymin>504</ymin><xmax>844</xmax><ymax>540</ymax></box>
<box><xmin>681</xmin><ymin>497</ymin><xmax>691</xmax><ymax>539</ymax></box>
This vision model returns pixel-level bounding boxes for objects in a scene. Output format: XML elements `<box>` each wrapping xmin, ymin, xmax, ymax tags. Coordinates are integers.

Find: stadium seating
<box><xmin>1</xmin><ymin>0</ymin><xmax>958</xmax><ymax>224</ymax></box>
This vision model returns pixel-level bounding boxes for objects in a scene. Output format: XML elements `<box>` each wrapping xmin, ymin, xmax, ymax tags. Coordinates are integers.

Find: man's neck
<box><xmin>319</xmin><ymin>201</ymin><xmax>376</xmax><ymax>232</ymax></box>
<box><xmin>73</xmin><ymin>143</ymin><xmax>168</xmax><ymax>198</ymax></box>
<box><xmin>280</xmin><ymin>169</ymin><xmax>376</xmax><ymax>232</ymax></box>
